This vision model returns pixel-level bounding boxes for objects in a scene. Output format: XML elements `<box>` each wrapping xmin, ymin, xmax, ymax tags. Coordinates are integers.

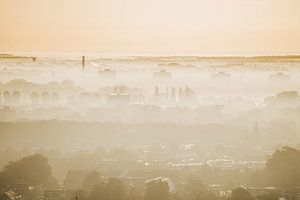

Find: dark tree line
<box><xmin>0</xmin><ymin>154</ymin><xmax>57</xmax><ymax>188</ymax></box>
<box><xmin>1</xmin><ymin>146</ymin><xmax>300</xmax><ymax>200</ymax></box>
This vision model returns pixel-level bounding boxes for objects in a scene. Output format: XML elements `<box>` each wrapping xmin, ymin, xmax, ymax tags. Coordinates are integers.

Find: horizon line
<box><xmin>1</xmin><ymin>51</ymin><xmax>300</xmax><ymax>59</ymax></box>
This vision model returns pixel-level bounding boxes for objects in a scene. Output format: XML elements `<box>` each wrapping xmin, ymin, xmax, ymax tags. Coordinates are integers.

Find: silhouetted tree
<box><xmin>47</xmin><ymin>176</ymin><xmax>59</xmax><ymax>189</ymax></box>
<box><xmin>264</xmin><ymin>146</ymin><xmax>300</xmax><ymax>189</ymax></box>
<box><xmin>0</xmin><ymin>154</ymin><xmax>52</xmax><ymax>186</ymax></box>
<box><xmin>127</xmin><ymin>185</ymin><xmax>143</xmax><ymax>200</ymax></box>
<box><xmin>70</xmin><ymin>189</ymin><xmax>88</xmax><ymax>200</ymax></box>
<box><xmin>88</xmin><ymin>182</ymin><xmax>107</xmax><ymax>200</ymax></box>
<box><xmin>185</xmin><ymin>178</ymin><xmax>217</xmax><ymax>200</ymax></box>
<box><xmin>106</xmin><ymin>178</ymin><xmax>126</xmax><ymax>200</ymax></box>
<box><xmin>64</xmin><ymin>170</ymin><xmax>87</xmax><ymax>190</ymax></box>
<box><xmin>88</xmin><ymin>178</ymin><xmax>126</xmax><ymax>200</ymax></box>
<box><xmin>145</xmin><ymin>178</ymin><xmax>170</xmax><ymax>200</ymax></box>
<box><xmin>256</xmin><ymin>192</ymin><xmax>278</xmax><ymax>200</ymax></box>
<box><xmin>81</xmin><ymin>171</ymin><xmax>101</xmax><ymax>191</ymax></box>
<box><xmin>228</xmin><ymin>187</ymin><xmax>254</xmax><ymax>200</ymax></box>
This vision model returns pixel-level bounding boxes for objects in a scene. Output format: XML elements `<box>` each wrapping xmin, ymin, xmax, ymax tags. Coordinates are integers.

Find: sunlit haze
<box><xmin>1</xmin><ymin>0</ymin><xmax>300</xmax><ymax>55</ymax></box>
<box><xmin>1</xmin><ymin>1</ymin><xmax>300</xmax><ymax>200</ymax></box>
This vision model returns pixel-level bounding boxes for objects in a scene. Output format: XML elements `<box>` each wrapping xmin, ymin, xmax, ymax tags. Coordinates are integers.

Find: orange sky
<box><xmin>0</xmin><ymin>0</ymin><xmax>299</xmax><ymax>55</ymax></box>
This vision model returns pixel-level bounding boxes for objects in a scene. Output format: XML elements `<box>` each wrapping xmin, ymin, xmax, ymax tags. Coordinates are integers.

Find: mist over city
<box><xmin>1</xmin><ymin>0</ymin><xmax>300</xmax><ymax>200</ymax></box>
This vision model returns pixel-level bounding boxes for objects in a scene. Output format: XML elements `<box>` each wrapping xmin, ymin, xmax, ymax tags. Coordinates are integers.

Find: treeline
<box><xmin>69</xmin><ymin>174</ymin><xmax>218</xmax><ymax>200</ymax></box>
<box><xmin>1</xmin><ymin>146</ymin><xmax>300</xmax><ymax>200</ymax></box>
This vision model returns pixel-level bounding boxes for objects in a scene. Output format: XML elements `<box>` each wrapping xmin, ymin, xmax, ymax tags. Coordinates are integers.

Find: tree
<box><xmin>88</xmin><ymin>178</ymin><xmax>126</xmax><ymax>200</ymax></box>
<box><xmin>46</xmin><ymin>176</ymin><xmax>59</xmax><ymax>189</ymax></box>
<box><xmin>81</xmin><ymin>171</ymin><xmax>101</xmax><ymax>191</ymax></box>
<box><xmin>0</xmin><ymin>154</ymin><xmax>52</xmax><ymax>186</ymax></box>
<box><xmin>185</xmin><ymin>178</ymin><xmax>217</xmax><ymax>200</ymax></box>
<box><xmin>64</xmin><ymin>170</ymin><xmax>87</xmax><ymax>190</ymax></box>
<box><xmin>228</xmin><ymin>187</ymin><xmax>254</xmax><ymax>200</ymax></box>
<box><xmin>88</xmin><ymin>182</ymin><xmax>107</xmax><ymax>200</ymax></box>
<box><xmin>145</xmin><ymin>178</ymin><xmax>170</xmax><ymax>200</ymax></box>
<box><xmin>127</xmin><ymin>185</ymin><xmax>143</xmax><ymax>200</ymax></box>
<box><xmin>106</xmin><ymin>178</ymin><xmax>126</xmax><ymax>200</ymax></box>
<box><xmin>70</xmin><ymin>189</ymin><xmax>88</xmax><ymax>200</ymax></box>
<box><xmin>264</xmin><ymin>146</ymin><xmax>300</xmax><ymax>189</ymax></box>
<box><xmin>256</xmin><ymin>192</ymin><xmax>278</xmax><ymax>200</ymax></box>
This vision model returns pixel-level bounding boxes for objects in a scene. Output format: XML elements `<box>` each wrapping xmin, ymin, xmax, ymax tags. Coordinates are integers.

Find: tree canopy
<box><xmin>228</xmin><ymin>187</ymin><xmax>254</xmax><ymax>200</ymax></box>
<box><xmin>264</xmin><ymin>146</ymin><xmax>300</xmax><ymax>189</ymax></box>
<box><xmin>145</xmin><ymin>178</ymin><xmax>170</xmax><ymax>200</ymax></box>
<box><xmin>0</xmin><ymin>154</ymin><xmax>52</xmax><ymax>186</ymax></box>
<box><xmin>88</xmin><ymin>178</ymin><xmax>126</xmax><ymax>200</ymax></box>
<box><xmin>185</xmin><ymin>178</ymin><xmax>217</xmax><ymax>200</ymax></box>
<box><xmin>81</xmin><ymin>171</ymin><xmax>101</xmax><ymax>191</ymax></box>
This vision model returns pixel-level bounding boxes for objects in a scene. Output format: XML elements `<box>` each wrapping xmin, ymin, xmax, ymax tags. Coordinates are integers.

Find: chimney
<box><xmin>82</xmin><ymin>56</ymin><xmax>85</xmax><ymax>70</ymax></box>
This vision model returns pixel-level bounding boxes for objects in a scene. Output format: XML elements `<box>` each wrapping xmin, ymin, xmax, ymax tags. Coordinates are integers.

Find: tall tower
<box><xmin>179</xmin><ymin>88</ymin><xmax>183</xmax><ymax>100</ymax></box>
<box><xmin>172</xmin><ymin>87</ymin><xmax>176</xmax><ymax>101</ymax></box>
<box><xmin>155</xmin><ymin>86</ymin><xmax>159</xmax><ymax>96</ymax></box>
<box><xmin>82</xmin><ymin>56</ymin><xmax>86</xmax><ymax>70</ymax></box>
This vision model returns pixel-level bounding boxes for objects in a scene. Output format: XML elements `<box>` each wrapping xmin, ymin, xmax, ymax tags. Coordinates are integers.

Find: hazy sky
<box><xmin>1</xmin><ymin>0</ymin><xmax>300</xmax><ymax>55</ymax></box>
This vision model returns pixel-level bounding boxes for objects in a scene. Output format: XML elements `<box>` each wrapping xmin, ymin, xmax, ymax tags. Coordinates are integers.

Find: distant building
<box><xmin>3</xmin><ymin>91</ymin><xmax>10</xmax><ymax>104</ymax></box>
<box><xmin>265</xmin><ymin>91</ymin><xmax>300</xmax><ymax>108</ymax></box>
<box><xmin>30</xmin><ymin>92</ymin><xmax>40</xmax><ymax>104</ymax></box>
<box><xmin>79</xmin><ymin>92</ymin><xmax>100</xmax><ymax>104</ymax></box>
<box><xmin>98</xmin><ymin>68</ymin><xmax>116</xmax><ymax>80</ymax></box>
<box><xmin>269</xmin><ymin>72</ymin><xmax>290</xmax><ymax>83</ymax></box>
<box><xmin>171</xmin><ymin>88</ymin><xmax>176</xmax><ymax>101</ymax></box>
<box><xmin>153</xmin><ymin>69</ymin><xmax>172</xmax><ymax>82</ymax></box>
<box><xmin>51</xmin><ymin>92</ymin><xmax>59</xmax><ymax>104</ymax></box>
<box><xmin>131</xmin><ymin>94</ymin><xmax>145</xmax><ymax>104</ymax></box>
<box><xmin>178</xmin><ymin>86</ymin><xmax>198</xmax><ymax>106</ymax></box>
<box><xmin>211</xmin><ymin>71</ymin><xmax>231</xmax><ymax>81</ymax></box>
<box><xmin>107</xmin><ymin>94</ymin><xmax>131</xmax><ymax>105</ymax></box>
<box><xmin>151</xmin><ymin>86</ymin><xmax>168</xmax><ymax>104</ymax></box>
<box><xmin>11</xmin><ymin>91</ymin><xmax>21</xmax><ymax>105</ymax></box>
<box><xmin>107</xmin><ymin>85</ymin><xmax>131</xmax><ymax>105</ymax></box>
<box><xmin>41</xmin><ymin>92</ymin><xmax>50</xmax><ymax>104</ymax></box>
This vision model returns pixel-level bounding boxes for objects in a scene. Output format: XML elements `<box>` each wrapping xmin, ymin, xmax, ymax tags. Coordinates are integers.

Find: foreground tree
<box><xmin>88</xmin><ymin>178</ymin><xmax>126</xmax><ymax>200</ymax></box>
<box><xmin>70</xmin><ymin>189</ymin><xmax>88</xmax><ymax>200</ymax></box>
<box><xmin>88</xmin><ymin>182</ymin><xmax>107</xmax><ymax>200</ymax></box>
<box><xmin>228</xmin><ymin>187</ymin><xmax>254</xmax><ymax>200</ymax></box>
<box><xmin>81</xmin><ymin>171</ymin><xmax>101</xmax><ymax>191</ymax></box>
<box><xmin>185</xmin><ymin>178</ymin><xmax>217</xmax><ymax>200</ymax></box>
<box><xmin>106</xmin><ymin>178</ymin><xmax>126</xmax><ymax>200</ymax></box>
<box><xmin>145</xmin><ymin>178</ymin><xmax>170</xmax><ymax>200</ymax></box>
<box><xmin>264</xmin><ymin>146</ymin><xmax>300</xmax><ymax>189</ymax></box>
<box><xmin>0</xmin><ymin>154</ymin><xmax>52</xmax><ymax>186</ymax></box>
<box><xmin>256</xmin><ymin>192</ymin><xmax>278</xmax><ymax>200</ymax></box>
